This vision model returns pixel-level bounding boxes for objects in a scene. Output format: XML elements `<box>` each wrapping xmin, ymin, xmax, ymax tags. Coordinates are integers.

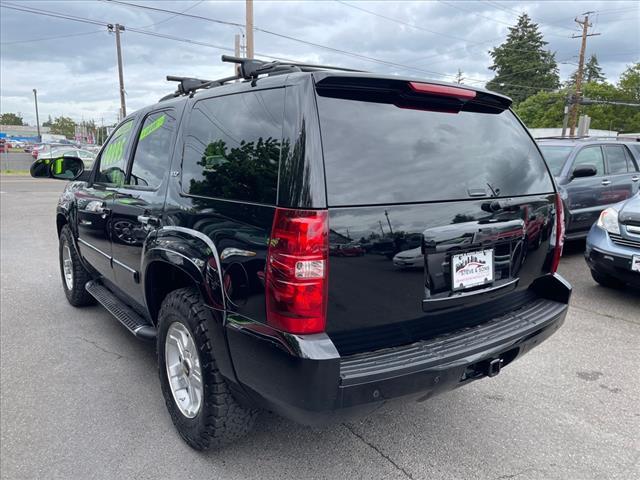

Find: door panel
<box><xmin>110</xmin><ymin>109</ymin><xmax>178</xmax><ymax>307</ymax></box>
<box><xmin>75</xmin><ymin>186</ymin><xmax>115</xmax><ymax>282</ymax></box>
<box><xmin>565</xmin><ymin>146</ymin><xmax>609</xmax><ymax>235</ymax></box>
<box><xmin>110</xmin><ymin>189</ymin><xmax>165</xmax><ymax>306</ymax></box>
<box><xmin>605</xmin><ymin>145</ymin><xmax>640</xmax><ymax>204</ymax></box>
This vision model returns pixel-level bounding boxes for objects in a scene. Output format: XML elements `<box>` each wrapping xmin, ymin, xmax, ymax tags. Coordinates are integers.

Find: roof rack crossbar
<box><xmin>220</xmin><ymin>55</ymin><xmax>365</xmax><ymax>76</ymax></box>
<box><xmin>159</xmin><ymin>55</ymin><xmax>367</xmax><ymax>101</ymax></box>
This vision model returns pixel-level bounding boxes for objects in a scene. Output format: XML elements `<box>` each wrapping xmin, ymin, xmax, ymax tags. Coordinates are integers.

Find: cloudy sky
<box><xmin>1</xmin><ymin>0</ymin><xmax>638</xmax><ymax>125</ymax></box>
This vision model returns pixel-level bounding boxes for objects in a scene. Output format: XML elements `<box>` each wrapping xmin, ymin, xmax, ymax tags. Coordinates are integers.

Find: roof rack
<box><xmin>160</xmin><ymin>55</ymin><xmax>365</xmax><ymax>101</ymax></box>
<box><xmin>534</xmin><ymin>136</ymin><xmax>590</xmax><ymax>140</ymax></box>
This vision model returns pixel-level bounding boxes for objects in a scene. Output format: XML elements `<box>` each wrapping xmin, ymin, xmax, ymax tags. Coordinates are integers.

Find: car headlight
<box><xmin>596</xmin><ymin>207</ymin><xmax>620</xmax><ymax>235</ymax></box>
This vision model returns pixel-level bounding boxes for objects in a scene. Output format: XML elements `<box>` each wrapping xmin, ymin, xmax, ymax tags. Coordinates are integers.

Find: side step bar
<box><xmin>85</xmin><ymin>280</ymin><xmax>157</xmax><ymax>340</ymax></box>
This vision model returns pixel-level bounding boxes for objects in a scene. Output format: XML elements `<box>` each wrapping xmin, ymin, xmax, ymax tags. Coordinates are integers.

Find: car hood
<box><xmin>619</xmin><ymin>193</ymin><xmax>640</xmax><ymax>224</ymax></box>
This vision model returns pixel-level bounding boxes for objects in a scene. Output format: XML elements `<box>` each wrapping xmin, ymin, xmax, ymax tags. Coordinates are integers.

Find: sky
<box><xmin>1</xmin><ymin>0</ymin><xmax>638</xmax><ymax>126</ymax></box>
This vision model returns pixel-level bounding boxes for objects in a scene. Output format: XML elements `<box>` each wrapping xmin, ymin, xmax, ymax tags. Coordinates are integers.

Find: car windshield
<box><xmin>538</xmin><ymin>145</ymin><xmax>574</xmax><ymax>176</ymax></box>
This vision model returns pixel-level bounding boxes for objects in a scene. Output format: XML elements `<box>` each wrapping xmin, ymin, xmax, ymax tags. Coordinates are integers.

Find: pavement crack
<box><xmin>570</xmin><ymin>304</ymin><xmax>639</xmax><ymax>326</ymax></box>
<box><xmin>342</xmin><ymin>422</ymin><xmax>416</xmax><ymax>480</ymax></box>
<box><xmin>496</xmin><ymin>467</ymin><xmax>539</xmax><ymax>479</ymax></box>
<box><xmin>74</xmin><ymin>336</ymin><xmax>126</xmax><ymax>360</ymax></box>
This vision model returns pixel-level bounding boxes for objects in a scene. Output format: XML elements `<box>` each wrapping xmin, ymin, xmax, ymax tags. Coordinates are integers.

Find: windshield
<box><xmin>316</xmin><ymin>94</ymin><xmax>554</xmax><ymax>206</ymax></box>
<box><xmin>538</xmin><ymin>145</ymin><xmax>574</xmax><ymax>176</ymax></box>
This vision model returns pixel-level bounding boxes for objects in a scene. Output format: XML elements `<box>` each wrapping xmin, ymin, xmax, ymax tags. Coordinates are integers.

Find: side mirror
<box><xmin>30</xmin><ymin>156</ymin><xmax>85</xmax><ymax>180</ymax></box>
<box><xmin>572</xmin><ymin>164</ymin><xmax>597</xmax><ymax>179</ymax></box>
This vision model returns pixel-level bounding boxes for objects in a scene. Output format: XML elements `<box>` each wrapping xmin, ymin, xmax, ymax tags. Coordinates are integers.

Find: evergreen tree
<box><xmin>567</xmin><ymin>54</ymin><xmax>606</xmax><ymax>86</ymax></box>
<box><xmin>486</xmin><ymin>13</ymin><xmax>560</xmax><ymax>104</ymax></box>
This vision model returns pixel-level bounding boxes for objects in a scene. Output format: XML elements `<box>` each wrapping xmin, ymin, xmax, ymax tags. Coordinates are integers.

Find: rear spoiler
<box><xmin>314</xmin><ymin>75</ymin><xmax>512</xmax><ymax>114</ymax></box>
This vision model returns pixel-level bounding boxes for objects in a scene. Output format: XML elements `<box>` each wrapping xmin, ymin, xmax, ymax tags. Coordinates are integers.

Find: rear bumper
<box><xmin>226</xmin><ymin>274</ymin><xmax>571</xmax><ymax>425</ymax></box>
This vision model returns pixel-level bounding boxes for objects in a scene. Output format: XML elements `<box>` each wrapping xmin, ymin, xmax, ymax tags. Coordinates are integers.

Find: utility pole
<box><xmin>32</xmin><ymin>89</ymin><xmax>41</xmax><ymax>142</ymax></box>
<box><xmin>234</xmin><ymin>33</ymin><xmax>241</xmax><ymax>75</ymax></box>
<box><xmin>245</xmin><ymin>0</ymin><xmax>254</xmax><ymax>59</ymax></box>
<box><xmin>568</xmin><ymin>12</ymin><xmax>600</xmax><ymax>136</ymax></box>
<box><xmin>108</xmin><ymin>24</ymin><xmax>127</xmax><ymax>120</ymax></box>
<box><xmin>384</xmin><ymin>209</ymin><xmax>394</xmax><ymax>236</ymax></box>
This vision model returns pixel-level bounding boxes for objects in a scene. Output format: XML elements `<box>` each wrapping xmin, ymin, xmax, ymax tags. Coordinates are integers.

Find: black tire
<box><xmin>157</xmin><ymin>287</ymin><xmax>258</xmax><ymax>450</ymax></box>
<box><xmin>59</xmin><ymin>225</ymin><xmax>95</xmax><ymax>306</ymax></box>
<box><xmin>590</xmin><ymin>269</ymin><xmax>625</xmax><ymax>289</ymax></box>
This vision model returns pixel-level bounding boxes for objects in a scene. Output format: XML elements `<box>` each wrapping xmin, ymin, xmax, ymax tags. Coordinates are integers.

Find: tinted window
<box><xmin>624</xmin><ymin>146</ymin><xmax>639</xmax><ymax>172</ymax></box>
<box><xmin>316</xmin><ymin>97</ymin><xmax>554</xmax><ymax>206</ymax></box>
<box><xmin>129</xmin><ymin>110</ymin><xmax>177</xmax><ymax>188</ymax></box>
<box><xmin>573</xmin><ymin>146</ymin><xmax>604</xmax><ymax>176</ymax></box>
<box><xmin>182</xmin><ymin>89</ymin><xmax>284</xmax><ymax>204</ymax></box>
<box><xmin>96</xmin><ymin>120</ymin><xmax>134</xmax><ymax>186</ymax></box>
<box><xmin>538</xmin><ymin>145</ymin><xmax>574</xmax><ymax>176</ymax></box>
<box><xmin>605</xmin><ymin>145</ymin><xmax>628</xmax><ymax>174</ymax></box>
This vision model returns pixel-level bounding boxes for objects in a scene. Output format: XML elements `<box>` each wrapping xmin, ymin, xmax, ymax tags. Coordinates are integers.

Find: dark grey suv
<box><xmin>537</xmin><ymin>138</ymin><xmax>640</xmax><ymax>240</ymax></box>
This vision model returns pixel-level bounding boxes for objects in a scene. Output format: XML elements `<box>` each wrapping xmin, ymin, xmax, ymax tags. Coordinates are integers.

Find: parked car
<box><xmin>392</xmin><ymin>247</ymin><xmax>423</xmax><ymax>268</ymax></box>
<box><xmin>39</xmin><ymin>147</ymin><xmax>96</xmax><ymax>166</ymax></box>
<box><xmin>0</xmin><ymin>139</ymin><xmax>6</xmax><ymax>153</ymax></box>
<box><xmin>585</xmin><ymin>193</ymin><xmax>640</xmax><ymax>288</ymax></box>
<box><xmin>29</xmin><ymin>55</ymin><xmax>571</xmax><ymax>451</ymax></box>
<box><xmin>537</xmin><ymin>137</ymin><xmax>640</xmax><ymax>240</ymax></box>
<box><xmin>33</xmin><ymin>143</ymin><xmax>67</xmax><ymax>159</ymax></box>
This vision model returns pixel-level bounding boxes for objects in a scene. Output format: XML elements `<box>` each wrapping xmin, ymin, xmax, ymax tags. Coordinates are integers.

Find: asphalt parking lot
<box><xmin>1</xmin><ymin>177</ymin><xmax>639</xmax><ymax>480</ymax></box>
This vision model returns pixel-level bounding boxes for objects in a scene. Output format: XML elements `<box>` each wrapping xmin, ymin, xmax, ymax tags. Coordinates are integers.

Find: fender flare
<box><xmin>142</xmin><ymin>226</ymin><xmax>227</xmax><ymax>313</ymax></box>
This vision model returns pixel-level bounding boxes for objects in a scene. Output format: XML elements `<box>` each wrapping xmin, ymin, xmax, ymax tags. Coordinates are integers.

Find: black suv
<box><xmin>31</xmin><ymin>56</ymin><xmax>571</xmax><ymax>450</ymax></box>
<box><xmin>537</xmin><ymin>137</ymin><xmax>640</xmax><ymax>240</ymax></box>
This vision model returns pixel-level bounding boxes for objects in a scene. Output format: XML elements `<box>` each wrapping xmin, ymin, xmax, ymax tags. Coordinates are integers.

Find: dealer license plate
<box><xmin>452</xmin><ymin>249</ymin><xmax>494</xmax><ymax>291</ymax></box>
<box><xmin>632</xmin><ymin>255</ymin><xmax>640</xmax><ymax>273</ymax></box>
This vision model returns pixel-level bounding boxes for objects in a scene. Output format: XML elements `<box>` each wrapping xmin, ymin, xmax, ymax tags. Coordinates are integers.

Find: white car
<box><xmin>39</xmin><ymin>148</ymin><xmax>96</xmax><ymax>167</ymax></box>
<box><xmin>393</xmin><ymin>247</ymin><xmax>423</xmax><ymax>268</ymax></box>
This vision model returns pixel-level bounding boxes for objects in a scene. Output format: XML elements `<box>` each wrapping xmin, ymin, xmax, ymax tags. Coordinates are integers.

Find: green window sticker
<box><xmin>139</xmin><ymin>114</ymin><xmax>166</xmax><ymax>141</ymax></box>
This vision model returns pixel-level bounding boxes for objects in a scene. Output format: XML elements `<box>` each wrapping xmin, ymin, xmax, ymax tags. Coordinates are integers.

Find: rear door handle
<box><xmin>601</xmin><ymin>179</ymin><xmax>611</xmax><ymax>186</ymax></box>
<box><xmin>632</xmin><ymin>176</ymin><xmax>639</xmax><ymax>182</ymax></box>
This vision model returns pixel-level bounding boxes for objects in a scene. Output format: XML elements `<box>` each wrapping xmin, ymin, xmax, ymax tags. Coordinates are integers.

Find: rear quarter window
<box><xmin>316</xmin><ymin>95</ymin><xmax>554</xmax><ymax>206</ymax></box>
<box><xmin>181</xmin><ymin>88</ymin><xmax>285</xmax><ymax>204</ymax></box>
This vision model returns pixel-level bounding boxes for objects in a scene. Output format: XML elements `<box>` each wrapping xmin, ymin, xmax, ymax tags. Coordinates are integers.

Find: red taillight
<box><xmin>265</xmin><ymin>208</ymin><xmax>328</xmax><ymax>334</ymax></box>
<box><xmin>551</xmin><ymin>193</ymin><xmax>565</xmax><ymax>273</ymax></box>
<box><xmin>408</xmin><ymin>82</ymin><xmax>477</xmax><ymax>100</ymax></box>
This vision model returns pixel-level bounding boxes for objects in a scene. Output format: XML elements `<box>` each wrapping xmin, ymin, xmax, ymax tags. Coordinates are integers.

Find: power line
<box><xmin>0</xmin><ymin>29</ymin><xmax>104</xmax><ymax>45</ymax></box>
<box><xmin>136</xmin><ymin>0</ymin><xmax>204</xmax><ymax>29</ymax></box>
<box><xmin>437</xmin><ymin>0</ymin><xmax>571</xmax><ymax>38</ymax></box>
<box><xmin>0</xmin><ymin>1</ymin><xmax>559</xmax><ymax>93</ymax></box>
<box><xmin>335</xmin><ymin>0</ymin><xmax>474</xmax><ymax>43</ymax></box>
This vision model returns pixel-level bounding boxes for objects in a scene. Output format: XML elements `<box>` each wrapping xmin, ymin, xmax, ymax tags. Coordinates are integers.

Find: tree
<box><xmin>515</xmin><ymin>82</ymin><xmax>640</xmax><ymax>133</ymax></box>
<box><xmin>42</xmin><ymin>115</ymin><xmax>53</xmax><ymax>127</ymax></box>
<box><xmin>568</xmin><ymin>54</ymin><xmax>606</xmax><ymax>86</ymax></box>
<box><xmin>0</xmin><ymin>112</ymin><xmax>25</xmax><ymax>125</ymax></box>
<box><xmin>618</xmin><ymin>62</ymin><xmax>640</xmax><ymax>102</ymax></box>
<box><xmin>49</xmin><ymin>116</ymin><xmax>76</xmax><ymax>139</ymax></box>
<box><xmin>486</xmin><ymin>13</ymin><xmax>560</xmax><ymax>104</ymax></box>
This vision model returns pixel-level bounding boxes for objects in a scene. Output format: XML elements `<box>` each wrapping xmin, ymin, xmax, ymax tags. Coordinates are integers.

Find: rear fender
<box><xmin>143</xmin><ymin>226</ymin><xmax>237</xmax><ymax>383</ymax></box>
<box><xmin>143</xmin><ymin>226</ymin><xmax>226</xmax><ymax>312</ymax></box>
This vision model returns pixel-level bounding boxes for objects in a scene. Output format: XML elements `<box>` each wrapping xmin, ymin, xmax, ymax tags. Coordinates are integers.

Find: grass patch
<box><xmin>0</xmin><ymin>170</ymin><xmax>30</xmax><ymax>176</ymax></box>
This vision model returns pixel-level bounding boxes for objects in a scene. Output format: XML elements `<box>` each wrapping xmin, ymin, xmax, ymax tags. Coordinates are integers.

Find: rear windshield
<box><xmin>538</xmin><ymin>145</ymin><xmax>574</xmax><ymax>176</ymax></box>
<box><xmin>316</xmin><ymin>95</ymin><xmax>554</xmax><ymax>206</ymax></box>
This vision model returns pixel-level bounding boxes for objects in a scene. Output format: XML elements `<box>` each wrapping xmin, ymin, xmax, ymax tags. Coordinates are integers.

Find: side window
<box><xmin>96</xmin><ymin>120</ymin><xmax>134</xmax><ymax>186</ymax></box>
<box><xmin>624</xmin><ymin>146</ymin><xmax>639</xmax><ymax>172</ymax></box>
<box><xmin>573</xmin><ymin>146</ymin><xmax>604</xmax><ymax>176</ymax></box>
<box><xmin>605</xmin><ymin>145</ymin><xmax>629</xmax><ymax>174</ymax></box>
<box><xmin>182</xmin><ymin>89</ymin><xmax>284</xmax><ymax>204</ymax></box>
<box><xmin>128</xmin><ymin>110</ymin><xmax>177</xmax><ymax>188</ymax></box>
